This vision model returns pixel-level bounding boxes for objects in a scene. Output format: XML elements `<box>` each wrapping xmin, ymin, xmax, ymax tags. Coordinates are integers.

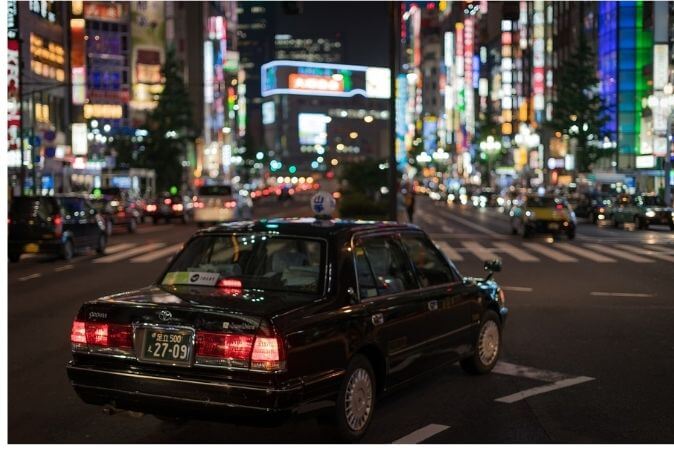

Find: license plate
<box><xmin>24</xmin><ymin>243</ymin><xmax>39</xmax><ymax>253</ymax></box>
<box><xmin>138</xmin><ymin>327</ymin><xmax>194</xmax><ymax>366</ymax></box>
<box><xmin>548</xmin><ymin>222</ymin><xmax>559</xmax><ymax>230</ymax></box>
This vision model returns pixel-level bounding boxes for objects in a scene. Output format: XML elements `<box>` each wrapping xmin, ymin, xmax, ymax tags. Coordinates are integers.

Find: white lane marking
<box><xmin>130</xmin><ymin>243</ymin><xmax>184</xmax><ymax>263</ymax></box>
<box><xmin>501</xmin><ymin>286</ymin><xmax>533</xmax><ymax>292</ymax></box>
<box><xmin>583</xmin><ymin>243</ymin><xmax>655</xmax><ymax>263</ymax></box>
<box><xmin>19</xmin><ymin>273</ymin><xmax>42</xmax><ymax>282</ymax></box>
<box><xmin>495</xmin><ymin>376</ymin><xmax>595</xmax><ymax>404</ymax></box>
<box><xmin>590</xmin><ymin>292</ymin><xmax>654</xmax><ymax>298</ymax></box>
<box><xmin>521</xmin><ymin>242</ymin><xmax>578</xmax><ymax>262</ymax></box>
<box><xmin>434</xmin><ymin>241</ymin><xmax>464</xmax><ymax>261</ymax></box>
<box><xmin>136</xmin><ymin>224</ymin><xmax>174</xmax><ymax>234</ymax></box>
<box><xmin>493</xmin><ymin>362</ymin><xmax>567</xmax><ymax>382</ymax></box>
<box><xmin>613</xmin><ymin>244</ymin><xmax>674</xmax><ymax>263</ymax></box>
<box><xmin>555</xmin><ymin>243</ymin><xmax>616</xmax><ymax>263</ymax></box>
<box><xmin>463</xmin><ymin>241</ymin><xmax>499</xmax><ymax>261</ymax></box>
<box><xmin>439</xmin><ymin>211</ymin><xmax>501</xmax><ymax>237</ymax></box>
<box><xmin>493</xmin><ymin>242</ymin><xmax>540</xmax><ymax>262</ymax></box>
<box><xmin>54</xmin><ymin>265</ymin><xmax>74</xmax><ymax>272</ymax></box>
<box><xmin>393</xmin><ymin>424</ymin><xmax>450</xmax><ymax>444</ymax></box>
<box><xmin>94</xmin><ymin>243</ymin><xmax>165</xmax><ymax>263</ymax></box>
<box><xmin>104</xmin><ymin>243</ymin><xmax>135</xmax><ymax>254</ymax></box>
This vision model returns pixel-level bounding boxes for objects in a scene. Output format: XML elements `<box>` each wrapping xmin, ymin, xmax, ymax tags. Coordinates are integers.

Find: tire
<box><xmin>61</xmin><ymin>239</ymin><xmax>74</xmax><ymax>261</ymax></box>
<box><xmin>635</xmin><ymin>216</ymin><xmax>647</xmax><ymax>230</ymax></box>
<box><xmin>9</xmin><ymin>252</ymin><xmax>21</xmax><ymax>263</ymax></box>
<box><xmin>612</xmin><ymin>215</ymin><xmax>620</xmax><ymax>228</ymax></box>
<box><xmin>522</xmin><ymin>226</ymin><xmax>532</xmax><ymax>238</ymax></box>
<box><xmin>105</xmin><ymin>220</ymin><xmax>113</xmax><ymax>237</ymax></box>
<box><xmin>670</xmin><ymin>222</ymin><xmax>674</xmax><ymax>231</ymax></box>
<box><xmin>96</xmin><ymin>233</ymin><xmax>107</xmax><ymax>255</ymax></box>
<box><xmin>460</xmin><ymin>310</ymin><xmax>502</xmax><ymax>375</ymax></box>
<box><xmin>152</xmin><ymin>217</ymin><xmax>159</xmax><ymax>225</ymax></box>
<box><xmin>128</xmin><ymin>218</ymin><xmax>137</xmax><ymax>233</ymax></box>
<box><xmin>330</xmin><ymin>354</ymin><xmax>377</xmax><ymax>442</ymax></box>
<box><xmin>567</xmin><ymin>229</ymin><xmax>576</xmax><ymax>240</ymax></box>
<box><xmin>181</xmin><ymin>214</ymin><xmax>187</xmax><ymax>224</ymax></box>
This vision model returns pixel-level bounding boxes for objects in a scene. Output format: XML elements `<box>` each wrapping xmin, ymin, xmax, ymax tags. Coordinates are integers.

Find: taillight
<box><xmin>146</xmin><ymin>204</ymin><xmax>157</xmax><ymax>212</ymax></box>
<box><xmin>194</xmin><ymin>330</ymin><xmax>285</xmax><ymax>371</ymax></box>
<box><xmin>53</xmin><ymin>214</ymin><xmax>63</xmax><ymax>237</ymax></box>
<box><xmin>164</xmin><ymin>198</ymin><xmax>172</xmax><ymax>205</ymax></box>
<box><xmin>70</xmin><ymin>319</ymin><xmax>133</xmax><ymax>350</ymax></box>
<box><xmin>251</xmin><ymin>336</ymin><xmax>284</xmax><ymax>371</ymax></box>
<box><xmin>194</xmin><ymin>199</ymin><xmax>204</xmax><ymax>208</ymax></box>
<box><xmin>172</xmin><ymin>203</ymin><xmax>184</xmax><ymax>211</ymax></box>
<box><xmin>224</xmin><ymin>200</ymin><xmax>237</xmax><ymax>208</ymax></box>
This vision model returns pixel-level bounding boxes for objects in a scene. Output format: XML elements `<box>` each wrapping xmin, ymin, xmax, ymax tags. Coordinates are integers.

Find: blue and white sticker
<box><xmin>311</xmin><ymin>191</ymin><xmax>336</xmax><ymax>216</ymax></box>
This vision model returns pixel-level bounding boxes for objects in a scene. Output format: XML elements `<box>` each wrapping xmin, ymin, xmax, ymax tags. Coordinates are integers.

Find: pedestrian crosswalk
<box><xmin>432</xmin><ymin>239</ymin><xmax>674</xmax><ymax>265</ymax></box>
<box><xmin>92</xmin><ymin>242</ymin><xmax>182</xmax><ymax>264</ymax></box>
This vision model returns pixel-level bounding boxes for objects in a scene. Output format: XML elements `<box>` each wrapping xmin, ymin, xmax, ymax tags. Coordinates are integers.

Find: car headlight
<box><xmin>645</xmin><ymin>210</ymin><xmax>656</xmax><ymax>218</ymax></box>
<box><xmin>525</xmin><ymin>210</ymin><xmax>535</xmax><ymax>219</ymax></box>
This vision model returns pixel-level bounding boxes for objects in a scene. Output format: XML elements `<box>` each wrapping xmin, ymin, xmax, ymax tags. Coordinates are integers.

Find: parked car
<box><xmin>9</xmin><ymin>195</ymin><xmax>107</xmax><ymax>262</ymax></box>
<box><xmin>509</xmin><ymin>195</ymin><xmax>577</xmax><ymax>239</ymax></box>
<box><xmin>90</xmin><ymin>187</ymin><xmax>142</xmax><ymax>235</ymax></box>
<box><xmin>608</xmin><ymin>194</ymin><xmax>674</xmax><ymax>230</ymax></box>
<box><xmin>193</xmin><ymin>184</ymin><xmax>253</xmax><ymax>227</ymax></box>
<box><xmin>145</xmin><ymin>194</ymin><xmax>193</xmax><ymax>224</ymax></box>
<box><xmin>66</xmin><ymin>219</ymin><xmax>507</xmax><ymax>441</ymax></box>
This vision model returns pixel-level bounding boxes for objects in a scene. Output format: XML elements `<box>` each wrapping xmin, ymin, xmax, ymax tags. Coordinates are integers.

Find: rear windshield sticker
<box><xmin>162</xmin><ymin>271</ymin><xmax>219</xmax><ymax>286</ymax></box>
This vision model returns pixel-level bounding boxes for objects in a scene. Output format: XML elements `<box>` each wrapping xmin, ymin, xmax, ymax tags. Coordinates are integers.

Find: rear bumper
<box><xmin>193</xmin><ymin>208</ymin><xmax>236</xmax><ymax>222</ymax></box>
<box><xmin>526</xmin><ymin>220</ymin><xmax>574</xmax><ymax>233</ymax></box>
<box><xmin>66</xmin><ymin>362</ymin><xmax>343</xmax><ymax>421</ymax></box>
<box><xmin>9</xmin><ymin>239</ymin><xmax>62</xmax><ymax>255</ymax></box>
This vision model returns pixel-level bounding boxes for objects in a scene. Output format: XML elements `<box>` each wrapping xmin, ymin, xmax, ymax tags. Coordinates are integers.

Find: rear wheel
<box><xmin>461</xmin><ymin>310</ymin><xmax>502</xmax><ymax>375</ymax></box>
<box><xmin>9</xmin><ymin>252</ymin><xmax>21</xmax><ymax>263</ymax></box>
<box><xmin>152</xmin><ymin>216</ymin><xmax>159</xmax><ymax>225</ymax></box>
<box><xmin>96</xmin><ymin>233</ymin><xmax>107</xmax><ymax>255</ymax></box>
<box><xmin>61</xmin><ymin>239</ymin><xmax>74</xmax><ymax>261</ymax></box>
<box><xmin>567</xmin><ymin>228</ymin><xmax>576</xmax><ymax>240</ymax></box>
<box><xmin>635</xmin><ymin>216</ymin><xmax>647</xmax><ymax>230</ymax></box>
<box><xmin>128</xmin><ymin>217</ymin><xmax>137</xmax><ymax>233</ymax></box>
<box><xmin>612</xmin><ymin>215</ymin><xmax>620</xmax><ymax>228</ymax></box>
<box><xmin>332</xmin><ymin>355</ymin><xmax>376</xmax><ymax>442</ymax></box>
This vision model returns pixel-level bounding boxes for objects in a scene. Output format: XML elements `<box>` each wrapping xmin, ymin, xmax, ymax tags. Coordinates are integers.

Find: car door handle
<box><xmin>371</xmin><ymin>313</ymin><xmax>384</xmax><ymax>326</ymax></box>
<box><xmin>427</xmin><ymin>300</ymin><xmax>438</xmax><ymax>311</ymax></box>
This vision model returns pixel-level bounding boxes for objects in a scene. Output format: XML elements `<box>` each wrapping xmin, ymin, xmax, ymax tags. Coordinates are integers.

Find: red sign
<box><xmin>533</xmin><ymin>67</ymin><xmax>545</xmax><ymax>95</ymax></box>
<box><xmin>288</xmin><ymin>74</ymin><xmax>344</xmax><ymax>93</ymax></box>
<box><xmin>84</xmin><ymin>3</ymin><xmax>126</xmax><ymax>22</ymax></box>
<box><xmin>8</xmin><ymin>39</ymin><xmax>21</xmax><ymax>151</ymax></box>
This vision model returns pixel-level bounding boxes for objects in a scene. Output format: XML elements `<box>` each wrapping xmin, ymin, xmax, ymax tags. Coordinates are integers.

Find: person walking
<box><xmin>404</xmin><ymin>185</ymin><xmax>416</xmax><ymax>223</ymax></box>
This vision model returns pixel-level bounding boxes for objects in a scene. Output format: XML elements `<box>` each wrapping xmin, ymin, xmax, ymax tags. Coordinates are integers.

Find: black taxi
<box><xmin>66</xmin><ymin>218</ymin><xmax>508</xmax><ymax>441</ymax></box>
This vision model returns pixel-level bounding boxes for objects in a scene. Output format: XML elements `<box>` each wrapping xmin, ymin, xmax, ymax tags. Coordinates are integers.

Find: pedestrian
<box><xmin>404</xmin><ymin>186</ymin><xmax>415</xmax><ymax>223</ymax></box>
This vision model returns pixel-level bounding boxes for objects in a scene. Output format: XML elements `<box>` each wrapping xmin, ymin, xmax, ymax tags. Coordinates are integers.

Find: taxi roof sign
<box><xmin>311</xmin><ymin>191</ymin><xmax>336</xmax><ymax>218</ymax></box>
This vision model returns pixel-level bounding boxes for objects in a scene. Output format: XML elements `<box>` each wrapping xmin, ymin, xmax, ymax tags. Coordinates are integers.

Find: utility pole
<box><xmin>388</xmin><ymin>1</ymin><xmax>400</xmax><ymax>221</ymax></box>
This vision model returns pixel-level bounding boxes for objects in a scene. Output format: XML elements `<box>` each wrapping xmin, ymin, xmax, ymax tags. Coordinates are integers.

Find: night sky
<box><xmin>274</xmin><ymin>1</ymin><xmax>390</xmax><ymax>67</ymax></box>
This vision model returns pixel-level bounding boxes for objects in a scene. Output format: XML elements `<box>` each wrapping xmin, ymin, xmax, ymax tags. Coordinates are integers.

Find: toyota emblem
<box><xmin>158</xmin><ymin>310</ymin><xmax>172</xmax><ymax>321</ymax></box>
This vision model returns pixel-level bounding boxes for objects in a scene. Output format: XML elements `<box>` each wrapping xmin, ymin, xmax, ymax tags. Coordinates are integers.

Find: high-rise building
<box><xmin>274</xmin><ymin>34</ymin><xmax>343</xmax><ymax>63</ymax></box>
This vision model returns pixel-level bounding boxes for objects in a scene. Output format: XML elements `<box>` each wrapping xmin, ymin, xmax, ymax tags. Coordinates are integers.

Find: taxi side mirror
<box><xmin>484</xmin><ymin>259</ymin><xmax>502</xmax><ymax>280</ymax></box>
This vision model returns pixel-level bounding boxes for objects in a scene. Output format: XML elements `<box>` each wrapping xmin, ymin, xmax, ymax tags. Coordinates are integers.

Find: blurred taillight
<box><xmin>71</xmin><ymin>321</ymin><xmax>86</xmax><ymax>344</ymax></box>
<box><xmin>163</xmin><ymin>198</ymin><xmax>172</xmax><ymax>205</ymax></box>
<box><xmin>225</xmin><ymin>201</ymin><xmax>237</xmax><ymax>208</ymax></box>
<box><xmin>146</xmin><ymin>204</ymin><xmax>157</xmax><ymax>212</ymax></box>
<box><xmin>172</xmin><ymin>203</ymin><xmax>184</xmax><ymax>211</ymax></box>
<box><xmin>53</xmin><ymin>214</ymin><xmax>63</xmax><ymax>237</ymax></box>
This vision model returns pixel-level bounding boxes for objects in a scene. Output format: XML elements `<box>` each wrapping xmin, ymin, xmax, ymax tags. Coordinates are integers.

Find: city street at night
<box><xmin>4</xmin><ymin>0</ymin><xmax>674</xmax><ymax>446</ymax></box>
<box><xmin>7</xmin><ymin>197</ymin><xmax>674</xmax><ymax>443</ymax></box>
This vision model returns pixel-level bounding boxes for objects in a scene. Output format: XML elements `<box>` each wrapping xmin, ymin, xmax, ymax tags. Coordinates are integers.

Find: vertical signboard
<box><xmin>130</xmin><ymin>1</ymin><xmax>165</xmax><ymax>113</ymax></box>
<box><xmin>8</xmin><ymin>0</ymin><xmax>21</xmax><ymax>152</ymax></box>
<box><xmin>71</xmin><ymin>18</ymin><xmax>86</xmax><ymax>105</ymax></box>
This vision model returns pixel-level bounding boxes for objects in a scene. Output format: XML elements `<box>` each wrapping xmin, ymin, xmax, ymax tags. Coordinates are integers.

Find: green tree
<box><xmin>141</xmin><ymin>46</ymin><xmax>195</xmax><ymax>192</ymax></box>
<box><xmin>546</xmin><ymin>35</ymin><xmax>611</xmax><ymax>173</ymax></box>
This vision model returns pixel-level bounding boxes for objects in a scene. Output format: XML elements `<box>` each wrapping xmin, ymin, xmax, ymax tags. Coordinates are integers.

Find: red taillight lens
<box><xmin>196</xmin><ymin>332</ymin><xmax>254</xmax><ymax>360</ymax></box>
<box><xmin>556</xmin><ymin>204</ymin><xmax>563</xmax><ymax>210</ymax></box>
<box><xmin>53</xmin><ymin>214</ymin><xmax>63</xmax><ymax>237</ymax></box>
<box><xmin>71</xmin><ymin>320</ymin><xmax>133</xmax><ymax>349</ymax></box>
<box><xmin>224</xmin><ymin>200</ymin><xmax>237</xmax><ymax>208</ymax></box>
<box><xmin>172</xmin><ymin>203</ymin><xmax>184</xmax><ymax>211</ymax></box>
<box><xmin>71</xmin><ymin>321</ymin><xmax>86</xmax><ymax>344</ymax></box>
<box><xmin>164</xmin><ymin>198</ymin><xmax>172</xmax><ymax>205</ymax></box>
<box><xmin>194</xmin><ymin>201</ymin><xmax>204</xmax><ymax>208</ymax></box>
<box><xmin>218</xmin><ymin>278</ymin><xmax>242</xmax><ymax>289</ymax></box>
<box><xmin>251</xmin><ymin>336</ymin><xmax>284</xmax><ymax>371</ymax></box>
<box><xmin>146</xmin><ymin>204</ymin><xmax>157</xmax><ymax>212</ymax></box>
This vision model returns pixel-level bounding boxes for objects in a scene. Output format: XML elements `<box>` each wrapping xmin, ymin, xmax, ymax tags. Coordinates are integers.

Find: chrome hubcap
<box><xmin>478</xmin><ymin>321</ymin><xmax>500</xmax><ymax>366</ymax></box>
<box><xmin>344</xmin><ymin>368</ymin><xmax>373</xmax><ymax>432</ymax></box>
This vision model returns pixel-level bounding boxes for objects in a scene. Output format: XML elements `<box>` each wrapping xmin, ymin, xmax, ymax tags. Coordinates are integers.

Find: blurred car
<box><xmin>585</xmin><ymin>194</ymin><xmax>615</xmax><ymax>224</ymax></box>
<box><xmin>145</xmin><ymin>194</ymin><xmax>193</xmax><ymax>224</ymax></box>
<box><xmin>9</xmin><ymin>195</ymin><xmax>107</xmax><ymax>262</ymax></box>
<box><xmin>509</xmin><ymin>195</ymin><xmax>577</xmax><ymax>239</ymax></box>
<box><xmin>193</xmin><ymin>184</ymin><xmax>252</xmax><ymax>226</ymax></box>
<box><xmin>608</xmin><ymin>194</ymin><xmax>674</xmax><ymax>230</ymax></box>
<box><xmin>277</xmin><ymin>185</ymin><xmax>294</xmax><ymax>202</ymax></box>
<box><xmin>90</xmin><ymin>187</ymin><xmax>142</xmax><ymax>235</ymax></box>
<box><xmin>471</xmin><ymin>189</ymin><xmax>498</xmax><ymax>208</ymax></box>
<box><xmin>66</xmin><ymin>219</ymin><xmax>507</xmax><ymax>441</ymax></box>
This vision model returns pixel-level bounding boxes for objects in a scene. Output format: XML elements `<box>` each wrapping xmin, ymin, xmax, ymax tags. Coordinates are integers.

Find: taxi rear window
<box><xmin>163</xmin><ymin>234</ymin><xmax>325</xmax><ymax>295</ymax></box>
<box><xmin>528</xmin><ymin>197</ymin><xmax>563</xmax><ymax>208</ymax></box>
<box><xmin>198</xmin><ymin>186</ymin><xmax>232</xmax><ymax>196</ymax></box>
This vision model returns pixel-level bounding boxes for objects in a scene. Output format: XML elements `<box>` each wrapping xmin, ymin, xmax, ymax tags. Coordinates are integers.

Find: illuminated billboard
<box><xmin>298</xmin><ymin>113</ymin><xmax>329</xmax><ymax>145</ymax></box>
<box><xmin>130</xmin><ymin>1</ymin><xmax>165</xmax><ymax>112</ymax></box>
<box><xmin>262</xmin><ymin>61</ymin><xmax>390</xmax><ymax>98</ymax></box>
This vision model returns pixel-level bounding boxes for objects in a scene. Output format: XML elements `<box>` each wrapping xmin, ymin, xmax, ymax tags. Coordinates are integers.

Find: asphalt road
<box><xmin>7</xmin><ymin>195</ymin><xmax>674</xmax><ymax>443</ymax></box>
